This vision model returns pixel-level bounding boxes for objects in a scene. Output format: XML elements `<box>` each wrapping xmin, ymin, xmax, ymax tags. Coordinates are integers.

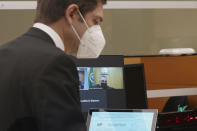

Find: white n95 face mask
<box><xmin>71</xmin><ymin>10</ymin><xmax>106</xmax><ymax>58</ymax></box>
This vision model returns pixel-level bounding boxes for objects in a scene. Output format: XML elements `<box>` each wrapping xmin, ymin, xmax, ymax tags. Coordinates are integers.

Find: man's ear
<box><xmin>65</xmin><ymin>4</ymin><xmax>79</xmax><ymax>25</ymax></box>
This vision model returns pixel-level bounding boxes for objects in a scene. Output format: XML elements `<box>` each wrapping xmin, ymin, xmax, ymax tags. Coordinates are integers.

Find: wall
<box><xmin>1</xmin><ymin>1</ymin><xmax>197</xmax><ymax>56</ymax></box>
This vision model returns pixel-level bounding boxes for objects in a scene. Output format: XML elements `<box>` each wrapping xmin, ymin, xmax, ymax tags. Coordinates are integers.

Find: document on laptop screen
<box><xmin>89</xmin><ymin>112</ymin><xmax>154</xmax><ymax>131</ymax></box>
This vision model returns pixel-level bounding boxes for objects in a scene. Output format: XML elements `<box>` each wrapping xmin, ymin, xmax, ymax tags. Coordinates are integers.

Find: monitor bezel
<box><xmin>72</xmin><ymin>55</ymin><xmax>127</xmax><ymax>117</ymax></box>
<box><xmin>123</xmin><ymin>63</ymin><xmax>148</xmax><ymax>109</ymax></box>
<box><xmin>73</xmin><ymin>55</ymin><xmax>124</xmax><ymax>67</ymax></box>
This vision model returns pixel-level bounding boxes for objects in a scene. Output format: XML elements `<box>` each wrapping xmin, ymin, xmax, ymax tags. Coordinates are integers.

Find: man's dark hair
<box><xmin>34</xmin><ymin>0</ymin><xmax>107</xmax><ymax>24</ymax></box>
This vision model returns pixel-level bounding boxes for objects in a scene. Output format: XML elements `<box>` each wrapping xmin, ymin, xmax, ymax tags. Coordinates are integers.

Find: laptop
<box><xmin>87</xmin><ymin>109</ymin><xmax>158</xmax><ymax>131</ymax></box>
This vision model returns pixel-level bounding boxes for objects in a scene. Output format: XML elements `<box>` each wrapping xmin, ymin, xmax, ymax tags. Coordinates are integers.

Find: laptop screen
<box><xmin>87</xmin><ymin>109</ymin><xmax>158</xmax><ymax>131</ymax></box>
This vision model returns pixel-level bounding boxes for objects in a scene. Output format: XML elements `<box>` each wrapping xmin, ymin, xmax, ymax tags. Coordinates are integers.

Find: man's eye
<box><xmin>94</xmin><ymin>20</ymin><xmax>99</xmax><ymax>25</ymax></box>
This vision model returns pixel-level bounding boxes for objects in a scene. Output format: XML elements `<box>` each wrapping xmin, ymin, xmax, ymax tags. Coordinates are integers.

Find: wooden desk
<box><xmin>124</xmin><ymin>56</ymin><xmax>197</xmax><ymax>112</ymax></box>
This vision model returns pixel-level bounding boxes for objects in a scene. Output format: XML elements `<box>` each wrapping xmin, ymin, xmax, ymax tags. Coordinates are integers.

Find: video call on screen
<box><xmin>77</xmin><ymin>67</ymin><xmax>125</xmax><ymax>112</ymax></box>
<box><xmin>77</xmin><ymin>67</ymin><xmax>124</xmax><ymax>90</ymax></box>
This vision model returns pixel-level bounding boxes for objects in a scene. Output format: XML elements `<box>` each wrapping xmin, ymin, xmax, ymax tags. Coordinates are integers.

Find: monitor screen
<box><xmin>77</xmin><ymin>67</ymin><xmax>124</xmax><ymax>90</ymax></box>
<box><xmin>89</xmin><ymin>112</ymin><xmax>154</xmax><ymax>131</ymax></box>
<box><xmin>72</xmin><ymin>55</ymin><xmax>126</xmax><ymax>113</ymax></box>
<box><xmin>87</xmin><ymin>109</ymin><xmax>158</xmax><ymax>131</ymax></box>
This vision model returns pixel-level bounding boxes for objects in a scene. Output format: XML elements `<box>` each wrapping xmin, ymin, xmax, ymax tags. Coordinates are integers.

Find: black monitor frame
<box><xmin>72</xmin><ymin>55</ymin><xmax>124</xmax><ymax>67</ymax></box>
<box><xmin>124</xmin><ymin>63</ymin><xmax>148</xmax><ymax>109</ymax></box>
<box><xmin>72</xmin><ymin>55</ymin><xmax>126</xmax><ymax>116</ymax></box>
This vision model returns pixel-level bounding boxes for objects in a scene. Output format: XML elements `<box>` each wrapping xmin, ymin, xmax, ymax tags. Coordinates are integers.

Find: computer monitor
<box><xmin>72</xmin><ymin>55</ymin><xmax>126</xmax><ymax>113</ymax></box>
<box><xmin>124</xmin><ymin>64</ymin><xmax>148</xmax><ymax>109</ymax></box>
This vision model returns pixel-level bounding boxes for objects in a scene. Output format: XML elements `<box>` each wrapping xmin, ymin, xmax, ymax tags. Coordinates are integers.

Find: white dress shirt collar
<box><xmin>33</xmin><ymin>23</ymin><xmax>65</xmax><ymax>51</ymax></box>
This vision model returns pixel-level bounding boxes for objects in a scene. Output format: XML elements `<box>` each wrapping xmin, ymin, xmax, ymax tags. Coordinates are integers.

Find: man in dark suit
<box><xmin>0</xmin><ymin>0</ymin><xmax>107</xmax><ymax>131</ymax></box>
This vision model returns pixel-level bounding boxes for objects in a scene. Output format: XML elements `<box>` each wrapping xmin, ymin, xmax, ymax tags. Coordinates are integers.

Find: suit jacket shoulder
<box><xmin>0</xmin><ymin>28</ymin><xmax>86</xmax><ymax>131</ymax></box>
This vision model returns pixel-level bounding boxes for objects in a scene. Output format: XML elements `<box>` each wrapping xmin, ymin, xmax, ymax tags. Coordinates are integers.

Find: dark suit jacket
<box><xmin>0</xmin><ymin>27</ymin><xmax>86</xmax><ymax>131</ymax></box>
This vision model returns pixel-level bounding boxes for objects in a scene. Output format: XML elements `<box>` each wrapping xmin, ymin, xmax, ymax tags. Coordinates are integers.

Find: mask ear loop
<box><xmin>71</xmin><ymin>25</ymin><xmax>81</xmax><ymax>41</ymax></box>
<box><xmin>77</xmin><ymin>10</ymin><xmax>89</xmax><ymax>29</ymax></box>
<box><xmin>71</xmin><ymin>10</ymin><xmax>89</xmax><ymax>41</ymax></box>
